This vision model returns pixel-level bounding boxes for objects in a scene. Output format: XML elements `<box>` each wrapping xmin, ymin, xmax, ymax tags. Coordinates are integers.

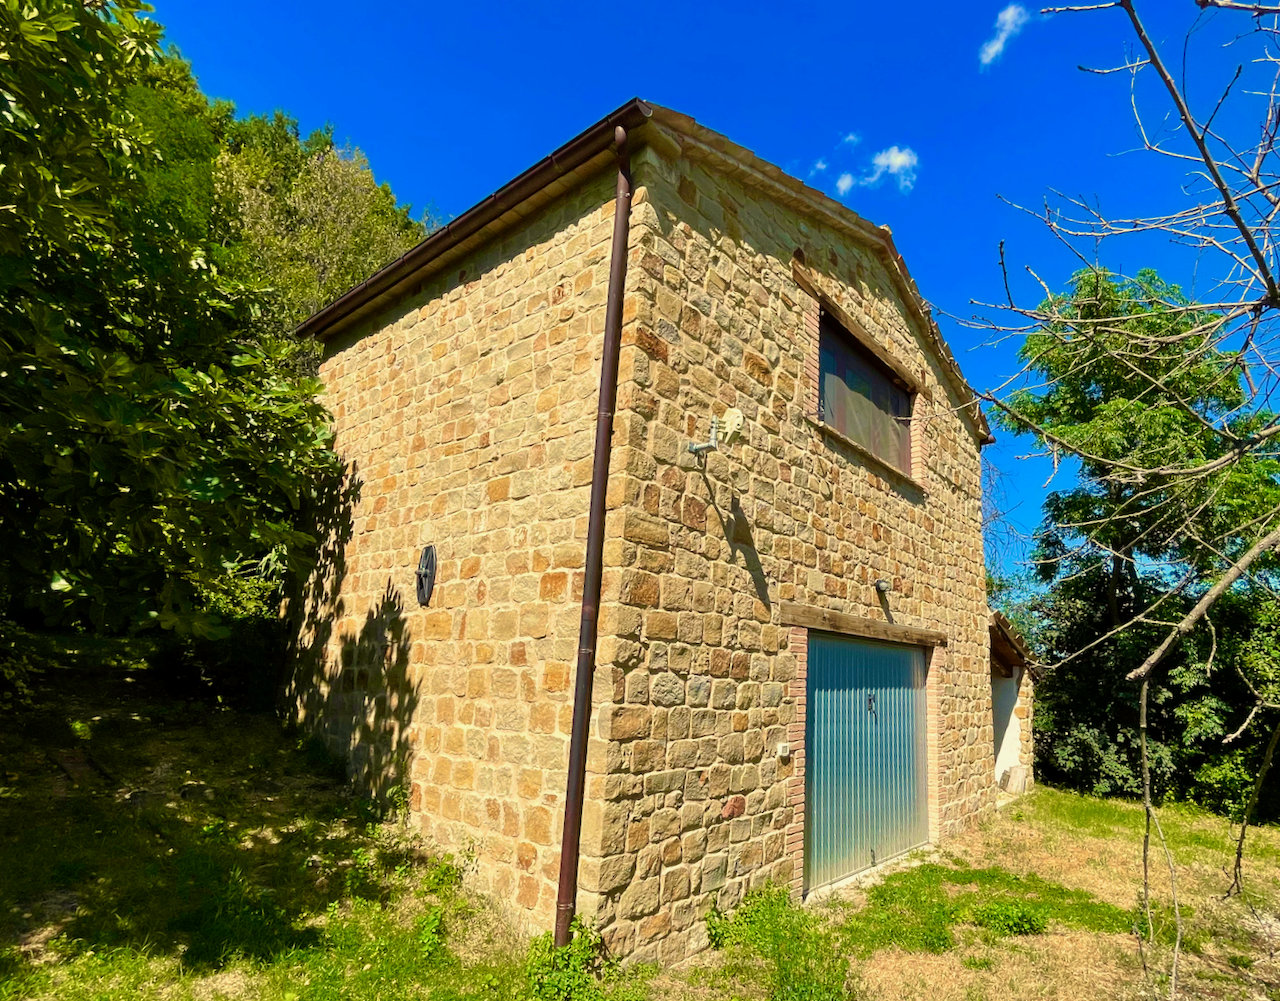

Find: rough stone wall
<box><xmin>290</xmin><ymin>172</ymin><xmax>621</xmax><ymax>932</ymax></box>
<box><xmin>1016</xmin><ymin>670</ymin><xmax>1035</xmax><ymax>781</ymax></box>
<box><xmin>582</xmin><ymin>144</ymin><xmax>992</xmax><ymax>963</ymax></box>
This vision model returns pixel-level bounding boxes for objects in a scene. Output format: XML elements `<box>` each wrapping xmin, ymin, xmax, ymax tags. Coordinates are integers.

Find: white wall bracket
<box><xmin>688</xmin><ymin>407</ymin><xmax>744</xmax><ymax>455</ymax></box>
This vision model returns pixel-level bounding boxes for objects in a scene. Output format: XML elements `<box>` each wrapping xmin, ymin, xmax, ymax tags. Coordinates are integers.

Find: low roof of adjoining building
<box><xmin>295</xmin><ymin>99</ymin><xmax>993</xmax><ymax>446</ymax></box>
<box><xmin>990</xmin><ymin>610</ymin><xmax>1036</xmax><ymax>678</ymax></box>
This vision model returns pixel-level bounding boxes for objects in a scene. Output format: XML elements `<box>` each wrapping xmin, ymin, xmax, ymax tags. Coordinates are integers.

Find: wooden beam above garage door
<box><xmin>779</xmin><ymin>602</ymin><xmax>949</xmax><ymax>648</ymax></box>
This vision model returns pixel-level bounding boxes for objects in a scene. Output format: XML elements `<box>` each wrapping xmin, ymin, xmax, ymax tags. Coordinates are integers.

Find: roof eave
<box><xmin>295</xmin><ymin>98</ymin><xmax>655</xmax><ymax>342</ymax></box>
<box><xmin>295</xmin><ymin>100</ymin><xmax>994</xmax><ymax>446</ymax></box>
<box><xmin>990</xmin><ymin>610</ymin><xmax>1037</xmax><ymax>677</ymax></box>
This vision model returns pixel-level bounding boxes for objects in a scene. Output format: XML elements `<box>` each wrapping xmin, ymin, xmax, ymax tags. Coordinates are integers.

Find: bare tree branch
<box><xmin>1226</xmin><ymin>716</ymin><xmax>1280</xmax><ymax>896</ymax></box>
<box><xmin>980</xmin><ymin>3</ymin><xmax>1280</xmax><ymax>988</ymax></box>
<box><xmin>1196</xmin><ymin>1</ymin><xmax>1280</xmax><ymax>14</ymax></box>
<box><xmin>1127</xmin><ymin>524</ymin><xmax>1280</xmax><ymax>682</ymax></box>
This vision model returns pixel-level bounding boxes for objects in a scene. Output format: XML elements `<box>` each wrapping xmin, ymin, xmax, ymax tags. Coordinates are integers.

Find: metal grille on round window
<box><xmin>415</xmin><ymin>545</ymin><xmax>437</xmax><ymax>607</ymax></box>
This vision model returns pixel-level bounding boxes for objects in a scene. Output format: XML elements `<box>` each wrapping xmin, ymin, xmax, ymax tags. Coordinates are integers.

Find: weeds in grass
<box><xmin>969</xmin><ymin>899</ymin><xmax>1046</xmax><ymax>936</ymax></box>
<box><xmin>260</xmin><ymin>894</ymin><xmax>518</xmax><ymax>1001</ymax></box>
<box><xmin>0</xmin><ymin>948</ymin><xmax>30</xmax><ymax>1001</ymax></box>
<box><xmin>342</xmin><ymin>845</ymin><xmax>381</xmax><ymax>899</ymax></box>
<box><xmin>525</xmin><ymin>919</ymin><xmax>613</xmax><ymax>1001</ymax></box>
<box><xmin>415</xmin><ymin>905</ymin><xmax>445</xmax><ymax>959</ymax></box>
<box><xmin>520</xmin><ymin>919</ymin><xmax>656</xmax><ymax>1001</ymax></box>
<box><xmin>419</xmin><ymin>853</ymin><xmax>464</xmax><ymax>897</ymax></box>
<box><xmin>707</xmin><ymin>885</ymin><xmax>857</xmax><ymax>1001</ymax></box>
<box><xmin>387</xmin><ymin>782</ymin><xmax>410</xmax><ymax>820</ymax></box>
<box><xmin>176</xmin><ymin>863</ymin><xmax>303</xmax><ymax>966</ymax></box>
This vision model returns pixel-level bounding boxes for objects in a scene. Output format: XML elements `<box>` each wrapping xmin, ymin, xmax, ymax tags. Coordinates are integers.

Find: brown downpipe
<box><xmin>554</xmin><ymin>125</ymin><xmax>632</xmax><ymax>948</ymax></box>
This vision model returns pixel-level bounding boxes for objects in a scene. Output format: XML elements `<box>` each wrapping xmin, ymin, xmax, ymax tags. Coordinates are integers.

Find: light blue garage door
<box><xmin>805</xmin><ymin>632</ymin><xmax>929</xmax><ymax>892</ymax></box>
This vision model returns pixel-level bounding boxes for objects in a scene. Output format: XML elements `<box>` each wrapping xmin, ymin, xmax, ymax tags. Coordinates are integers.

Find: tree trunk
<box><xmin>1227</xmin><ymin>715</ymin><xmax>1280</xmax><ymax>897</ymax></box>
<box><xmin>1140</xmin><ymin>679</ymin><xmax>1153</xmax><ymax>941</ymax></box>
<box><xmin>1140</xmin><ymin>677</ymin><xmax>1184</xmax><ymax>998</ymax></box>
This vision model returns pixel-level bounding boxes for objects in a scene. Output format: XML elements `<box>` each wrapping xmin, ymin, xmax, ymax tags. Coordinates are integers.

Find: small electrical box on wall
<box><xmin>415</xmin><ymin>545</ymin><xmax>437</xmax><ymax>607</ymax></box>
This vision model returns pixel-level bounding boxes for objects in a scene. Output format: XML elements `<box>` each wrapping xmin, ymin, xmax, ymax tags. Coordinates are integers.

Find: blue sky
<box><xmin>149</xmin><ymin>1</ymin><xmax>1259</xmax><ymax>569</ymax></box>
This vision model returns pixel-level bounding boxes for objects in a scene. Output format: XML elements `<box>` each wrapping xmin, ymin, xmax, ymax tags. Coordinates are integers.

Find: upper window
<box><xmin>818</xmin><ymin>311</ymin><xmax>913</xmax><ymax>473</ymax></box>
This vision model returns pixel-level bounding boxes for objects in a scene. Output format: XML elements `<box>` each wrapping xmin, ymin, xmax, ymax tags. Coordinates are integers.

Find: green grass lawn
<box><xmin>0</xmin><ymin>656</ymin><xmax>543</xmax><ymax>1001</ymax></box>
<box><xmin>1</xmin><ymin>656</ymin><xmax>1277</xmax><ymax>1001</ymax></box>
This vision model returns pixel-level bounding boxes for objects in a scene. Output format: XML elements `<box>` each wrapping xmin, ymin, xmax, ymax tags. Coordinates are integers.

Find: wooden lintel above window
<box><xmin>791</xmin><ymin>260</ymin><xmax>918</xmax><ymax>391</ymax></box>
<box><xmin>779</xmin><ymin>601</ymin><xmax>948</xmax><ymax>647</ymax></box>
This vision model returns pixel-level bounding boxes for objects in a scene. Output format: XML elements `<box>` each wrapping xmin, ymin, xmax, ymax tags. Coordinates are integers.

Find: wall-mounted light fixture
<box><xmin>874</xmin><ymin>579</ymin><xmax>892</xmax><ymax>594</ymax></box>
<box><xmin>688</xmin><ymin>407</ymin><xmax>744</xmax><ymax>456</ymax></box>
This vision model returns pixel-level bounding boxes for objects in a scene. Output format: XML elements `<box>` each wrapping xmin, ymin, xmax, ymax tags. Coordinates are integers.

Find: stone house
<box><xmin>288</xmin><ymin>99</ymin><xmax>1035</xmax><ymax>964</ymax></box>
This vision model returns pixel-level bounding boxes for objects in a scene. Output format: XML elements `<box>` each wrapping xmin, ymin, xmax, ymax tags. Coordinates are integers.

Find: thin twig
<box><xmin>1149</xmin><ymin>806</ymin><xmax>1184</xmax><ymax>999</ymax></box>
<box><xmin>1196</xmin><ymin>1</ymin><xmax>1280</xmax><ymax>14</ymax></box>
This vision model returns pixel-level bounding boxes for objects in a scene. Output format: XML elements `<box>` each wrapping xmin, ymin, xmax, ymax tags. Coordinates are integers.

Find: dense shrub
<box><xmin>524</xmin><ymin>920</ymin><xmax>610</xmax><ymax>1001</ymax></box>
<box><xmin>708</xmin><ymin>885</ymin><xmax>856</xmax><ymax>1001</ymax></box>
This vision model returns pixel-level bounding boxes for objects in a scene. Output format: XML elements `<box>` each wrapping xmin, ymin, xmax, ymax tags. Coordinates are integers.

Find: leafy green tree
<box><xmin>218</xmin><ymin>140</ymin><xmax>426</xmax><ymax>336</ymax></box>
<box><xmin>1023</xmin><ymin>563</ymin><xmax>1178</xmax><ymax>799</ymax></box>
<box><xmin>1002</xmin><ymin>269</ymin><xmax>1280</xmax><ymax>604</ymax></box>
<box><xmin>123</xmin><ymin>53</ymin><xmax>426</xmax><ymax>352</ymax></box>
<box><xmin>994</xmin><ymin>268</ymin><xmax>1280</xmax><ymax>809</ymax></box>
<box><xmin>0</xmin><ymin>1</ymin><xmax>402</xmax><ymax>660</ymax></box>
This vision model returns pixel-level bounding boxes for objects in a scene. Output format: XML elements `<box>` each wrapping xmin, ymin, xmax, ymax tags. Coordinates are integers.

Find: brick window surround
<box><xmin>793</xmin><ymin>260</ymin><xmax>926</xmax><ymax>487</ymax></box>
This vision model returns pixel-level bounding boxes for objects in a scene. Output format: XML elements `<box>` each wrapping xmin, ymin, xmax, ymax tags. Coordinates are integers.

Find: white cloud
<box><xmin>842</xmin><ymin>132</ymin><xmax>860</xmax><ymax>146</ymax></box>
<box><xmin>835</xmin><ymin>173</ymin><xmax>854</xmax><ymax>196</ymax></box>
<box><xmin>857</xmin><ymin>146</ymin><xmax>919</xmax><ymax>192</ymax></box>
<box><xmin>979</xmin><ymin>4</ymin><xmax>1030</xmax><ymax>67</ymax></box>
<box><xmin>812</xmin><ymin>158</ymin><xmax>828</xmax><ymax>173</ymax></box>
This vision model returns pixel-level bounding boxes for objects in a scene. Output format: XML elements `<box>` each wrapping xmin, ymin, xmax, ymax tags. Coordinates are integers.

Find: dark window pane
<box><xmin>819</xmin><ymin>313</ymin><xmax>912</xmax><ymax>472</ymax></box>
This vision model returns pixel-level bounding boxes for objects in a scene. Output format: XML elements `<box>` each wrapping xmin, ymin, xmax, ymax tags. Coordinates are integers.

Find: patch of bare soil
<box><xmin>957</xmin><ymin>811</ymin><xmax>1142</xmax><ymax>910</ymax></box>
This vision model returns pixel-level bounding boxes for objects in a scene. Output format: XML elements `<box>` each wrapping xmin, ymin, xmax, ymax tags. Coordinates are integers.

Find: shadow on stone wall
<box><xmin>330</xmin><ymin>581</ymin><xmax>417</xmax><ymax>805</ymax></box>
<box><xmin>284</xmin><ymin>460</ymin><xmax>359</xmax><ymax>716</ymax></box>
<box><xmin>699</xmin><ymin>473</ymin><xmax>771</xmax><ymax>614</ymax></box>
<box><xmin>284</xmin><ymin>463</ymin><xmax>420</xmax><ymax>806</ymax></box>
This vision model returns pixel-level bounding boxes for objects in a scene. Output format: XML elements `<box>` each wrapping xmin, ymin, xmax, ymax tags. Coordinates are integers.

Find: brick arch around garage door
<box><xmin>781</xmin><ymin>606</ymin><xmax>948</xmax><ymax>896</ymax></box>
<box><xmin>803</xmin><ymin>631</ymin><xmax>929</xmax><ymax>891</ymax></box>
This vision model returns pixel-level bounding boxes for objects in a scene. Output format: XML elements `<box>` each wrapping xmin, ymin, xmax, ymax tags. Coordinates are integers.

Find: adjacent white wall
<box><xmin>992</xmin><ymin>671</ymin><xmax>1022</xmax><ymax>785</ymax></box>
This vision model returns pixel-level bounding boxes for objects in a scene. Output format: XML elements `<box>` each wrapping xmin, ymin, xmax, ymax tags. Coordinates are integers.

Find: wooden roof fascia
<box><xmin>990</xmin><ymin>610</ymin><xmax>1037</xmax><ymax>678</ymax></box>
